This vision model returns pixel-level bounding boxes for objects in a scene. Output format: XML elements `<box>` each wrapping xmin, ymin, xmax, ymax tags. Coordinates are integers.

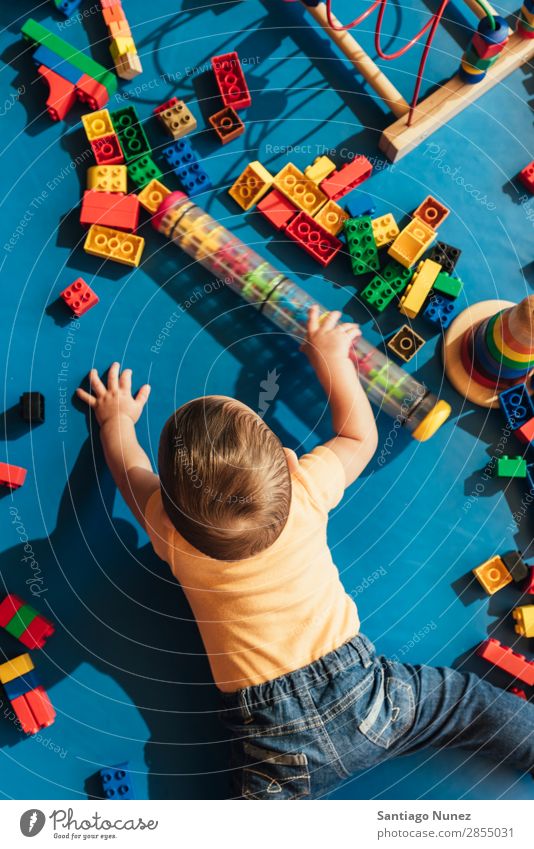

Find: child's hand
<box><xmin>76</xmin><ymin>362</ymin><xmax>151</xmax><ymax>427</ymax></box>
<box><xmin>302</xmin><ymin>306</ymin><xmax>361</xmax><ymax>373</ymax></box>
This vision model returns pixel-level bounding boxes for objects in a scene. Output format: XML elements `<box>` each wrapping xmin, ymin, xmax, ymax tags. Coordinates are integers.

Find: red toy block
<box><xmin>516</xmin><ymin>416</ymin><xmax>534</xmax><ymax>443</ymax></box>
<box><xmin>519</xmin><ymin>161</ymin><xmax>534</xmax><ymax>194</ymax></box>
<box><xmin>319</xmin><ymin>156</ymin><xmax>372</xmax><ymax>201</ymax></box>
<box><xmin>102</xmin><ymin>4</ymin><xmax>127</xmax><ymax>25</ymax></box>
<box><xmin>90</xmin><ymin>134</ymin><xmax>124</xmax><ymax>166</ymax></box>
<box><xmin>19</xmin><ymin>614</ymin><xmax>55</xmax><ymax>650</ymax></box>
<box><xmin>0</xmin><ymin>594</ymin><xmax>25</xmax><ymax>628</ymax></box>
<box><xmin>36</xmin><ymin>65</ymin><xmax>77</xmax><ymax>121</ymax></box>
<box><xmin>11</xmin><ymin>694</ymin><xmax>40</xmax><ymax>735</ymax></box>
<box><xmin>285</xmin><ymin>211</ymin><xmax>342</xmax><ymax>267</ymax></box>
<box><xmin>256</xmin><ymin>189</ymin><xmax>297</xmax><ymax>230</ymax></box>
<box><xmin>211</xmin><ymin>52</ymin><xmax>251</xmax><ymax>109</ymax></box>
<box><xmin>509</xmin><ymin>687</ymin><xmax>527</xmax><ymax>699</ymax></box>
<box><xmin>76</xmin><ymin>74</ymin><xmax>109</xmax><ymax>111</ymax></box>
<box><xmin>80</xmin><ymin>190</ymin><xmax>139</xmax><ymax>231</ymax></box>
<box><xmin>61</xmin><ymin>278</ymin><xmax>99</xmax><ymax>317</ymax></box>
<box><xmin>25</xmin><ymin>687</ymin><xmax>56</xmax><ymax>729</ymax></box>
<box><xmin>153</xmin><ymin>97</ymin><xmax>178</xmax><ymax>115</ymax></box>
<box><xmin>477</xmin><ymin>638</ymin><xmax>534</xmax><ymax>686</ymax></box>
<box><xmin>0</xmin><ymin>463</ymin><xmax>27</xmax><ymax>490</ymax></box>
<box><xmin>525</xmin><ymin>567</ymin><xmax>534</xmax><ymax>594</ymax></box>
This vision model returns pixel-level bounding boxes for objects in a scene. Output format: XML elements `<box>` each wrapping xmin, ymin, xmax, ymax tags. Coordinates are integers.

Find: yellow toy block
<box><xmin>512</xmin><ymin>605</ymin><xmax>534</xmax><ymax>637</ymax></box>
<box><xmin>399</xmin><ymin>258</ymin><xmax>441</xmax><ymax>318</ymax></box>
<box><xmin>304</xmin><ymin>155</ymin><xmax>336</xmax><ymax>184</ymax></box>
<box><xmin>138</xmin><ymin>179</ymin><xmax>171</xmax><ymax>215</ymax></box>
<box><xmin>84</xmin><ymin>225</ymin><xmax>145</xmax><ymax>267</ymax></box>
<box><xmin>87</xmin><ymin>165</ymin><xmax>127</xmax><ymax>194</ymax></box>
<box><xmin>110</xmin><ymin>37</ymin><xmax>137</xmax><ymax>60</ymax></box>
<box><xmin>274</xmin><ymin>163</ymin><xmax>328</xmax><ymax>216</ymax></box>
<box><xmin>372</xmin><ymin>213</ymin><xmax>399</xmax><ymax>248</ymax></box>
<box><xmin>313</xmin><ymin>200</ymin><xmax>348</xmax><ymax>236</ymax></box>
<box><xmin>229</xmin><ymin>161</ymin><xmax>273</xmax><ymax>211</ymax></box>
<box><xmin>472</xmin><ymin>555</ymin><xmax>513</xmax><ymax>595</ymax></box>
<box><xmin>0</xmin><ymin>653</ymin><xmax>34</xmax><ymax>685</ymax></box>
<box><xmin>81</xmin><ymin>109</ymin><xmax>113</xmax><ymax>142</ymax></box>
<box><xmin>109</xmin><ymin>19</ymin><xmax>132</xmax><ymax>39</ymax></box>
<box><xmin>157</xmin><ymin>100</ymin><xmax>197</xmax><ymax>140</ymax></box>
<box><xmin>114</xmin><ymin>52</ymin><xmax>143</xmax><ymax>81</ymax></box>
<box><xmin>388</xmin><ymin>218</ymin><xmax>436</xmax><ymax>268</ymax></box>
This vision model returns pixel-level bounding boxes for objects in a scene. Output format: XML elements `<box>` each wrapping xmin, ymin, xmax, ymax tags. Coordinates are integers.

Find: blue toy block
<box><xmin>498</xmin><ymin>384</ymin><xmax>534</xmax><ymax>430</ymax></box>
<box><xmin>32</xmin><ymin>44</ymin><xmax>84</xmax><ymax>85</ymax></box>
<box><xmin>345</xmin><ymin>192</ymin><xmax>376</xmax><ymax>218</ymax></box>
<box><xmin>161</xmin><ymin>139</ymin><xmax>197</xmax><ymax>171</ymax></box>
<box><xmin>100</xmin><ymin>763</ymin><xmax>135</xmax><ymax>800</ymax></box>
<box><xmin>177</xmin><ymin>162</ymin><xmax>212</xmax><ymax>196</ymax></box>
<box><xmin>422</xmin><ymin>294</ymin><xmax>455</xmax><ymax>329</ymax></box>
<box><xmin>3</xmin><ymin>669</ymin><xmax>40</xmax><ymax>701</ymax></box>
<box><xmin>53</xmin><ymin>0</ymin><xmax>83</xmax><ymax>16</ymax></box>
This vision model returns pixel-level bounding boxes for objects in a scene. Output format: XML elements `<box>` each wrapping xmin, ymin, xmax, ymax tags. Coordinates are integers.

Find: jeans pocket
<box><xmin>358</xmin><ymin>665</ymin><xmax>415</xmax><ymax>750</ymax></box>
<box><xmin>242</xmin><ymin>740</ymin><xmax>311</xmax><ymax>800</ymax></box>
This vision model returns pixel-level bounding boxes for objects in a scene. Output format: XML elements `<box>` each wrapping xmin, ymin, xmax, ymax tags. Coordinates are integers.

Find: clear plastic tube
<box><xmin>154</xmin><ymin>193</ymin><xmax>450</xmax><ymax>440</ymax></box>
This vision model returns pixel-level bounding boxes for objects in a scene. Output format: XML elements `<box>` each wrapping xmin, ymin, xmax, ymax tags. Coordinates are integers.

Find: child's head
<box><xmin>158</xmin><ymin>396</ymin><xmax>292</xmax><ymax>561</ymax></box>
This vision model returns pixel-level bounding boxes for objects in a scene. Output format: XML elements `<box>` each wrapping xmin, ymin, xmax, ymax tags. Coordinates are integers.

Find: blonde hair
<box><xmin>158</xmin><ymin>397</ymin><xmax>291</xmax><ymax>560</ymax></box>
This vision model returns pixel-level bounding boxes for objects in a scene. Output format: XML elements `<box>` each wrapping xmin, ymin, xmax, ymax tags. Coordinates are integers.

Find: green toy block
<box><xmin>495</xmin><ymin>456</ymin><xmax>527</xmax><ymax>478</ymax></box>
<box><xmin>110</xmin><ymin>106</ymin><xmax>151</xmax><ymax>163</ymax></box>
<box><xmin>4</xmin><ymin>604</ymin><xmax>38</xmax><ymax>639</ymax></box>
<box><xmin>360</xmin><ymin>260</ymin><xmax>412</xmax><ymax>312</ymax></box>
<box><xmin>344</xmin><ymin>216</ymin><xmax>379</xmax><ymax>276</ymax></box>
<box><xmin>21</xmin><ymin>19</ymin><xmax>117</xmax><ymax>97</ymax></box>
<box><xmin>127</xmin><ymin>156</ymin><xmax>163</xmax><ymax>189</ymax></box>
<box><xmin>433</xmin><ymin>271</ymin><xmax>463</xmax><ymax>299</ymax></box>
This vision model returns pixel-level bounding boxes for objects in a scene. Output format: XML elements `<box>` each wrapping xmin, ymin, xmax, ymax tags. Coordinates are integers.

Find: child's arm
<box><xmin>302</xmin><ymin>306</ymin><xmax>379</xmax><ymax>486</ymax></box>
<box><xmin>76</xmin><ymin>363</ymin><xmax>158</xmax><ymax>529</ymax></box>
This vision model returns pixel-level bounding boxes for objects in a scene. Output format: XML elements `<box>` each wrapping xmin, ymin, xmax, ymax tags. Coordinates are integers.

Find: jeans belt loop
<box><xmin>239</xmin><ymin>689</ymin><xmax>254</xmax><ymax>723</ymax></box>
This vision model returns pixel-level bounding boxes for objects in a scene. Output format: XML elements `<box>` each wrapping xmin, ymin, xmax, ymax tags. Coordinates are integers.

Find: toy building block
<box><xmin>519</xmin><ymin>160</ymin><xmax>534</xmax><ymax>193</ymax></box>
<box><xmin>422</xmin><ymin>293</ymin><xmax>456</xmax><ymax>329</ymax></box>
<box><xmin>127</xmin><ymin>156</ymin><xmax>164</xmax><ymax>190</ymax></box>
<box><xmin>90</xmin><ymin>134</ymin><xmax>124</xmax><ymax>166</ymax></box>
<box><xmin>388</xmin><ymin>218</ymin><xmax>436</xmax><ymax>268</ymax></box>
<box><xmin>211</xmin><ymin>52</ymin><xmax>251</xmax><ymax>109</ymax></box>
<box><xmin>0</xmin><ymin>463</ymin><xmax>27</xmax><ymax>490</ymax></box>
<box><xmin>345</xmin><ymin>192</ymin><xmax>376</xmax><ymax>218</ymax></box>
<box><xmin>0</xmin><ymin>653</ymin><xmax>34</xmax><ymax>685</ymax></box>
<box><xmin>21</xmin><ymin>19</ymin><xmax>117</xmax><ymax>98</ymax></box>
<box><xmin>344</xmin><ymin>216</ymin><xmax>379</xmax><ymax>275</ymax></box>
<box><xmin>413</xmin><ymin>195</ymin><xmax>450</xmax><ymax>229</ymax></box>
<box><xmin>35</xmin><ymin>65</ymin><xmax>77</xmax><ymax>122</ymax></box>
<box><xmin>0</xmin><ymin>592</ymin><xmax>55</xmax><ymax>649</ymax></box>
<box><xmin>4</xmin><ymin>604</ymin><xmax>39</xmax><ymax>640</ymax></box>
<box><xmin>360</xmin><ymin>261</ymin><xmax>412</xmax><ymax>313</ymax></box>
<box><xmin>24</xmin><ymin>687</ymin><xmax>56</xmax><ymax>729</ymax></box>
<box><xmin>82</xmin><ymin>109</ymin><xmax>114</xmax><ymax>141</ymax></box>
<box><xmin>387</xmin><ymin>325</ymin><xmax>426</xmax><ymax>362</ymax></box>
<box><xmin>80</xmin><ymin>191</ymin><xmax>140</xmax><ymax>231</ymax></box>
<box><xmin>113</xmin><ymin>52</ymin><xmax>143</xmax><ymax>81</ymax></box>
<box><xmin>32</xmin><ymin>44</ymin><xmax>85</xmax><ymax>86</ymax></box>
<box><xmin>472</xmin><ymin>555</ymin><xmax>513</xmax><ymax>594</ymax></box>
<box><xmin>525</xmin><ymin>566</ymin><xmax>534</xmax><ymax>594</ymax></box>
<box><xmin>53</xmin><ymin>0</ymin><xmax>83</xmax><ymax>15</ymax></box>
<box><xmin>509</xmin><ymin>686</ymin><xmax>527</xmax><ymax>699</ymax></box>
<box><xmin>100</xmin><ymin>763</ymin><xmax>135</xmax><ymax>799</ymax></box>
<box><xmin>76</xmin><ymin>74</ymin><xmax>109</xmax><ymax>111</ymax></box>
<box><xmin>399</xmin><ymin>258</ymin><xmax>441</xmax><ymax>318</ymax></box>
<box><xmin>161</xmin><ymin>138</ymin><xmax>197</xmax><ymax>173</ymax></box>
<box><xmin>110</xmin><ymin>106</ymin><xmax>150</xmax><ymax>162</ymax></box>
<box><xmin>477</xmin><ymin>638</ymin><xmax>534</xmax><ymax>686</ymax></box>
<box><xmin>209</xmin><ymin>106</ymin><xmax>244</xmax><ymax>144</ymax></box>
<box><xmin>500</xmin><ymin>550</ymin><xmax>529</xmax><ymax>582</ymax></box>
<box><xmin>313</xmin><ymin>199</ymin><xmax>348</xmax><ymax>236</ymax></box>
<box><xmin>285</xmin><ymin>212</ymin><xmax>342</xmax><ymax>267</ymax></box>
<box><xmin>60</xmin><ymin>278</ymin><xmax>99</xmax><ymax>317</ymax></box>
<box><xmin>274</xmin><ymin>163</ymin><xmax>328</xmax><ymax>216</ymax></box>
<box><xmin>99</xmin><ymin>1</ymin><xmax>142</xmax><ymax>80</ymax></box>
<box><xmin>87</xmin><ymin>164</ymin><xmax>127</xmax><ymax>193</ymax></box>
<box><xmin>229</xmin><ymin>162</ymin><xmax>273</xmax><ymax>211</ymax></box>
<box><xmin>176</xmin><ymin>161</ymin><xmax>212</xmax><ymax>197</ymax></box>
<box><xmin>20</xmin><ymin>392</ymin><xmax>45</xmax><ymax>424</ymax></box>
<box><xmin>137</xmin><ymin>179</ymin><xmax>171</xmax><ymax>215</ymax></box>
<box><xmin>512</xmin><ymin>604</ymin><xmax>534</xmax><ymax>637</ymax></box>
<box><xmin>304</xmin><ymin>155</ymin><xmax>336</xmax><ymax>184</ymax></box>
<box><xmin>0</xmin><ymin>595</ymin><xmax>25</xmax><ymax>628</ymax></box>
<box><xmin>498</xmin><ymin>383</ymin><xmax>534</xmax><ymax>430</ymax></box>
<box><xmin>84</xmin><ymin>225</ymin><xmax>145</xmax><ymax>267</ymax></box>
<box><xmin>319</xmin><ymin>156</ymin><xmax>373</xmax><ymax>201</ymax></box>
<box><xmin>516</xmin><ymin>417</ymin><xmax>534</xmax><ymax>444</ymax></box>
<box><xmin>371</xmin><ymin>213</ymin><xmax>399</xmax><ymax>247</ymax></box>
<box><xmin>428</xmin><ymin>240</ymin><xmax>461</xmax><ymax>274</ymax></box>
<box><xmin>432</xmin><ymin>271</ymin><xmax>463</xmax><ymax>299</ymax></box>
<box><xmin>2</xmin><ymin>669</ymin><xmax>40</xmax><ymax>702</ymax></box>
<box><xmin>256</xmin><ymin>189</ymin><xmax>297</xmax><ymax>230</ymax></box>
<box><xmin>155</xmin><ymin>98</ymin><xmax>198</xmax><ymax>140</ymax></box>
<box><xmin>494</xmin><ymin>455</ymin><xmax>527</xmax><ymax>478</ymax></box>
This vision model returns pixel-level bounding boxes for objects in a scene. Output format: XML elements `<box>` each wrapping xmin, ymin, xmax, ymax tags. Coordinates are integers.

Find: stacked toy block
<box><xmin>207</xmin><ymin>51</ymin><xmax>250</xmax><ymax>144</ymax></box>
<box><xmin>160</xmin><ymin>137</ymin><xmax>211</xmax><ymax>197</ymax></box>
<box><xmin>100</xmin><ymin>0</ymin><xmax>142</xmax><ymax>80</ymax></box>
<box><xmin>21</xmin><ymin>18</ymin><xmax>117</xmax><ymax>120</ymax></box>
<box><xmin>0</xmin><ymin>595</ymin><xmax>55</xmax><ymax>649</ymax></box>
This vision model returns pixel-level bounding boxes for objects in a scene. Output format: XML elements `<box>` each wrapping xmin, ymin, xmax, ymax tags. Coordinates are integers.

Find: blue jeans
<box><xmin>220</xmin><ymin>634</ymin><xmax>534</xmax><ymax>799</ymax></box>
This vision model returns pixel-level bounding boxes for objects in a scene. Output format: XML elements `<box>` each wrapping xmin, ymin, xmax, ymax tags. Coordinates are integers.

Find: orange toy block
<box><xmin>472</xmin><ymin>555</ymin><xmax>513</xmax><ymax>594</ymax></box>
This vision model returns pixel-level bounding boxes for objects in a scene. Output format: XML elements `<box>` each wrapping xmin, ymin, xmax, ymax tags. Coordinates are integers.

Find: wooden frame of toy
<box><xmin>296</xmin><ymin>0</ymin><xmax>534</xmax><ymax>161</ymax></box>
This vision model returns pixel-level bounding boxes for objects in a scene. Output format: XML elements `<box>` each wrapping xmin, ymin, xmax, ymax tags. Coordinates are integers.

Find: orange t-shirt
<box><xmin>144</xmin><ymin>445</ymin><xmax>359</xmax><ymax>692</ymax></box>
